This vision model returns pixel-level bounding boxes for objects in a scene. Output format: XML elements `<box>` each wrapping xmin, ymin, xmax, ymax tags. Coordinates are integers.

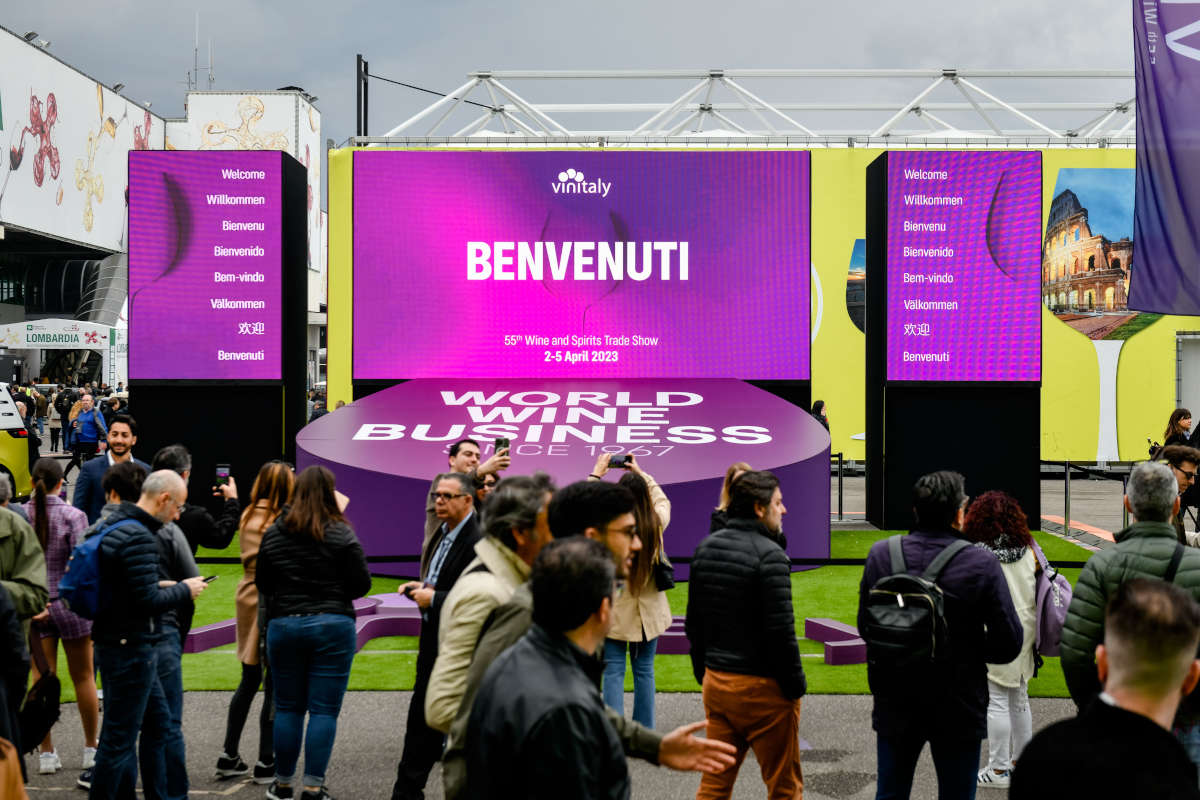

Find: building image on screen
<box><xmin>128</xmin><ymin>150</ymin><xmax>284</xmax><ymax>381</ymax></box>
<box><xmin>885</xmin><ymin>151</ymin><xmax>1042</xmax><ymax>382</ymax></box>
<box><xmin>352</xmin><ymin>150</ymin><xmax>811</xmax><ymax>380</ymax></box>
<box><xmin>1041</xmin><ymin>169</ymin><xmax>1155</xmax><ymax>341</ymax></box>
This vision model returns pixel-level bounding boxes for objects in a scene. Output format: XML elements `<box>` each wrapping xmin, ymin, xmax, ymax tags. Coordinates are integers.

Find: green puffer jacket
<box><xmin>0</xmin><ymin>506</ymin><xmax>48</xmax><ymax>637</ymax></box>
<box><xmin>1060</xmin><ymin>520</ymin><xmax>1200</xmax><ymax>722</ymax></box>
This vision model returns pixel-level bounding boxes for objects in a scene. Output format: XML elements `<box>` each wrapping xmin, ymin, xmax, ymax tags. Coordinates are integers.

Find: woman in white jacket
<box><xmin>964</xmin><ymin>490</ymin><xmax>1039</xmax><ymax>790</ymax></box>
<box><xmin>589</xmin><ymin>452</ymin><xmax>671</xmax><ymax>728</ymax></box>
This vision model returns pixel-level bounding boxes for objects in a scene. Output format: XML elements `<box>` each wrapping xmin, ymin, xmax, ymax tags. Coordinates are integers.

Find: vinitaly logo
<box><xmin>551</xmin><ymin>167</ymin><xmax>611</xmax><ymax>198</ymax></box>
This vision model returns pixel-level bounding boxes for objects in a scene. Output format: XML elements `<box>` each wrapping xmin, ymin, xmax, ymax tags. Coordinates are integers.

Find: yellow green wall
<box><xmin>811</xmin><ymin>150</ymin><xmax>880</xmax><ymax>460</ymax></box>
<box><xmin>327</xmin><ymin>148</ymin><xmax>353</xmax><ymax>406</ymax></box>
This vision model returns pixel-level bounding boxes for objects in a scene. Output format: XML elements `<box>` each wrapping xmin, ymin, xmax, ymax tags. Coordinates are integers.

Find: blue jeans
<box><xmin>267</xmin><ymin>613</ymin><xmax>357</xmax><ymax>787</ymax></box>
<box><xmin>139</xmin><ymin>626</ymin><xmax>187</xmax><ymax>800</ymax></box>
<box><xmin>875</xmin><ymin>733</ymin><xmax>980</xmax><ymax>800</ymax></box>
<box><xmin>90</xmin><ymin>639</ymin><xmax>172</xmax><ymax>800</ymax></box>
<box><xmin>602</xmin><ymin>637</ymin><xmax>658</xmax><ymax>728</ymax></box>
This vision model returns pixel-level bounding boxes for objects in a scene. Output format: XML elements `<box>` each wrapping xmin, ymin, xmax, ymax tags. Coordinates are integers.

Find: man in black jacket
<box><xmin>467</xmin><ymin>536</ymin><xmax>628</xmax><ymax>800</ymax></box>
<box><xmin>686</xmin><ymin>469</ymin><xmax>805</xmax><ymax>799</ymax></box>
<box><xmin>392</xmin><ymin>473</ymin><xmax>483</xmax><ymax>800</ymax></box>
<box><xmin>1012</xmin><ymin>578</ymin><xmax>1200</xmax><ymax>799</ymax></box>
<box><xmin>151</xmin><ymin>445</ymin><xmax>240</xmax><ymax>554</ymax></box>
<box><xmin>857</xmin><ymin>471</ymin><xmax>1021</xmax><ymax>800</ymax></box>
<box><xmin>89</xmin><ymin>470</ymin><xmax>207</xmax><ymax>800</ymax></box>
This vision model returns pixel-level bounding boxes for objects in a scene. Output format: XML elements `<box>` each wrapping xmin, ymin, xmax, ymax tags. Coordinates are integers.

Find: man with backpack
<box><xmin>857</xmin><ymin>471</ymin><xmax>1021</xmax><ymax>799</ymax></box>
<box><xmin>74</xmin><ymin>469</ymin><xmax>208</xmax><ymax>800</ymax></box>
<box><xmin>1062</xmin><ymin>460</ymin><xmax>1200</xmax><ymax>777</ymax></box>
<box><xmin>55</xmin><ymin>386</ymin><xmax>76</xmax><ymax>452</ymax></box>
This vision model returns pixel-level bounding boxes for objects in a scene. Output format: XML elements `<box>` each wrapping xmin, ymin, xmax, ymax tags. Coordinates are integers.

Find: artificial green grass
<box><xmin>1104</xmin><ymin>312</ymin><xmax>1163</xmax><ymax>340</ymax></box>
<box><xmin>47</xmin><ymin>531</ymin><xmax>1094</xmax><ymax>700</ymax></box>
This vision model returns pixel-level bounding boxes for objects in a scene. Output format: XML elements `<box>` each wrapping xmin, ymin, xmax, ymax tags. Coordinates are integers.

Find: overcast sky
<box><xmin>5</xmin><ymin>1</ymin><xmax>1135</xmax><ymax>153</ymax></box>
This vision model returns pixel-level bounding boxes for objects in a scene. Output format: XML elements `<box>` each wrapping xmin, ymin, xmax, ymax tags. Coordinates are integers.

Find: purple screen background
<box><xmin>128</xmin><ymin>151</ymin><xmax>283</xmax><ymax>380</ymax></box>
<box><xmin>886</xmin><ymin>151</ymin><xmax>1041</xmax><ymax>381</ymax></box>
<box><xmin>353</xmin><ymin>151</ymin><xmax>810</xmax><ymax>379</ymax></box>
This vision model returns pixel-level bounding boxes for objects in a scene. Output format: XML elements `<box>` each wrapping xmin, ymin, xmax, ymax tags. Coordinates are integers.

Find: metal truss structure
<box><xmin>355</xmin><ymin>68</ymin><xmax>1136</xmax><ymax>149</ymax></box>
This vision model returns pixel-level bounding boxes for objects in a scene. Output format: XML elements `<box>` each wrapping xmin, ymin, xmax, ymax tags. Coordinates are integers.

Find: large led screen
<box><xmin>352</xmin><ymin>151</ymin><xmax>810</xmax><ymax>379</ymax></box>
<box><xmin>129</xmin><ymin>151</ymin><xmax>283</xmax><ymax>380</ymax></box>
<box><xmin>887</xmin><ymin>151</ymin><xmax>1041</xmax><ymax>381</ymax></box>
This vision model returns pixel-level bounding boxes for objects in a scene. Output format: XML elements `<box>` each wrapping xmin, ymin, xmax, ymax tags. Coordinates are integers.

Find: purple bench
<box><xmin>657</xmin><ymin>618</ymin><xmax>689</xmax><ymax>655</ymax></box>
<box><xmin>824</xmin><ymin>639</ymin><xmax>867</xmax><ymax>665</ymax></box>
<box><xmin>804</xmin><ymin>618</ymin><xmax>866</xmax><ymax>665</ymax></box>
<box><xmin>184</xmin><ymin>593</ymin><xmax>421</xmax><ymax>654</ymax></box>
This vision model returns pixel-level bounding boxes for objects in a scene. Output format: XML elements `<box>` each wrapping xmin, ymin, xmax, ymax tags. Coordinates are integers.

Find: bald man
<box><xmin>88</xmin><ymin>470</ymin><xmax>208</xmax><ymax>800</ymax></box>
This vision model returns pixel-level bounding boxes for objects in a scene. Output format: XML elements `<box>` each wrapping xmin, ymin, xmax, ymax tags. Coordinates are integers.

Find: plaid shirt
<box><xmin>25</xmin><ymin>494</ymin><xmax>89</xmax><ymax>597</ymax></box>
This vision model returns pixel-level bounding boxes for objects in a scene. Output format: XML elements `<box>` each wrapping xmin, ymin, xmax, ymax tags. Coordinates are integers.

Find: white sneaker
<box><xmin>82</xmin><ymin>746</ymin><xmax>97</xmax><ymax>769</ymax></box>
<box><xmin>977</xmin><ymin>767</ymin><xmax>1011</xmax><ymax>788</ymax></box>
<box><xmin>39</xmin><ymin>750</ymin><xmax>62</xmax><ymax>774</ymax></box>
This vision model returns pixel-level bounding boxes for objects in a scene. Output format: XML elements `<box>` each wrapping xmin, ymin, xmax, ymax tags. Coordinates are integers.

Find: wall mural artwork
<box><xmin>3</xmin><ymin>91</ymin><xmax>62</xmax><ymax>204</ymax></box>
<box><xmin>74</xmin><ymin>84</ymin><xmax>156</xmax><ymax>239</ymax></box>
<box><xmin>201</xmin><ymin>96</ymin><xmax>289</xmax><ymax>151</ymax></box>
<box><xmin>0</xmin><ymin>29</ymin><xmax>167</xmax><ymax>251</ymax></box>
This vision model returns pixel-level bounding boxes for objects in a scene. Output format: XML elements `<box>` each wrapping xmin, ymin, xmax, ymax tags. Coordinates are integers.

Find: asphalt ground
<box><xmin>23</xmin><ymin>691</ymin><xmax>1078</xmax><ymax>799</ymax></box>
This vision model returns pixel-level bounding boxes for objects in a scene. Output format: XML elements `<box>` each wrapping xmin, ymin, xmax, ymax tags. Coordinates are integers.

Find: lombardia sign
<box><xmin>298</xmin><ymin>379</ymin><xmax>831</xmax><ymax>577</ymax></box>
<box><xmin>0</xmin><ymin>320</ymin><xmax>113</xmax><ymax>350</ymax></box>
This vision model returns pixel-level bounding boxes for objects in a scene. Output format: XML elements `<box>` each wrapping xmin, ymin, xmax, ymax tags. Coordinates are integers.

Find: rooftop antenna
<box><xmin>186</xmin><ymin>13</ymin><xmax>215</xmax><ymax>91</ymax></box>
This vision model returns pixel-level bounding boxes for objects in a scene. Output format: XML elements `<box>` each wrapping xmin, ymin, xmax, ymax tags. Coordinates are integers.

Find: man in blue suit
<box><xmin>73</xmin><ymin>414</ymin><xmax>151</xmax><ymax>524</ymax></box>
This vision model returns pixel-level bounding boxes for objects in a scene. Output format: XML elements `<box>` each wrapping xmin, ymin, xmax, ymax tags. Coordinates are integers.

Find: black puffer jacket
<box><xmin>466</xmin><ymin>623</ymin><xmax>630</xmax><ymax>800</ymax></box>
<box><xmin>178</xmin><ymin>497</ymin><xmax>240</xmax><ymax>554</ymax></box>
<box><xmin>685</xmin><ymin>517</ymin><xmax>806</xmax><ymax>699</ymax></box>
<box><xmin>91</xmin><ymin>503</ymin><xmax>192</xmax><ymax>644</ymax></box>
<box><xmin>256</xmin><ymin>515</ymin><xmax>371</xmax><ymax>620</ymax></box>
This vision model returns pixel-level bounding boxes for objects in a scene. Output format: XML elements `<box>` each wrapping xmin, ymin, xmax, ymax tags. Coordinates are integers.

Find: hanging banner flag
<box><xmin>1129</xmin><ymin>0</ymin><xmax>1200</xmax><ymax>314</ymax></box>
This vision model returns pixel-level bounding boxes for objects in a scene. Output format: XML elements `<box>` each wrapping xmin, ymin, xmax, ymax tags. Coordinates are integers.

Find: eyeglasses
<box><xmin>431</xmin><ymin>491</ymin><xmax>469</xmax><ymax>502</ymax></box>
<box><xmin>604</xmin><ymin>523</ymin><xmax>638</xmax><ymax>541</ymax></box>
<box><xmin>1180</xmin><ymin>469</ymin><xmax>1198</xmax><ymax>482</ymax></box>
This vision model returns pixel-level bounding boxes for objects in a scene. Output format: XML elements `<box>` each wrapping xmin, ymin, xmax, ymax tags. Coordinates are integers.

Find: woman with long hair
<box><xmin>811</xmin><ymin>400</ymin><xmax>830</xmax><ymax>432</ymax></box>
<box><xmin>24</xmin><ymin>457</ymin><xmax>95</xmax><ymax>783</ymax></box>
<box><xmin>256</xmin><ymin>466</ymin><xmax>370</xmax><ymax>800</ymax></box>
<box><xmin>589</xmin><ymin>452</ymin><xmax>671</xmax><ymax>728</ymax></box>
<box><xmin>1165</xmin><ymin>408</ymin><xmax>1193</xmax><ymax>449</ymax></box>
<box><xmin>216</xmin><ymin>460</ymin><xmax>295</xmax><ymax>784</ymax></box>
<box><xmin>711</xmin><ymin>461</ymin><xmax>752</xmax><ymax>533</ymax></box>
<box><xmin>963</xmin><ymin>491</ymin><xmax>1039</xmax><ymax>790</ymax></box>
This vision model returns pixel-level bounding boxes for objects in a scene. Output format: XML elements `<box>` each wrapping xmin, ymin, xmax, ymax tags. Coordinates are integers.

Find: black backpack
<box><xmin>862</xmin><ymin>535</ymin><xmax>970</xmax><ymax>671</ymax></box>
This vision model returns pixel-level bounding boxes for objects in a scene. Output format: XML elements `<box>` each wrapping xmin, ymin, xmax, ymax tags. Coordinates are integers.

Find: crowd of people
<box><xmin>3</xmin><ymin>415</ymin><xmax>1200</xmax><ymax>799</ymax></box>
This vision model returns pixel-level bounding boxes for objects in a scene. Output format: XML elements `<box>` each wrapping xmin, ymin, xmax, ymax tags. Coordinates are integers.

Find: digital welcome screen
<box><xmin>352</xmin><ymin>151</ymin><xmax>810</xmax><ymax>379</ymax></box>
<box><xmin>128</xmin><ymin>151</ymin><xmax>283</xmax><ymax>380</ymax></box>
<box><xmin>886</xmin><ymin>151</ymin><xmax>1041</xmax><ymax>382</ymax></box>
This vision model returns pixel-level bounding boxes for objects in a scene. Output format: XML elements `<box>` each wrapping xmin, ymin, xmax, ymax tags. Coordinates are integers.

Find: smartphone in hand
<box><xmin>215</xmin><ymin>464</ymin><xmax>231</xmax><ymax>487</ymax></box>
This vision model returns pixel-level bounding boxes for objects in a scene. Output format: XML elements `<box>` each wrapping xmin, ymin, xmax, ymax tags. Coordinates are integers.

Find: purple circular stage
<box><xmin>298</xmin><ymin>379</ymin><xmax>830</xmax><ymax>577</ymax></box>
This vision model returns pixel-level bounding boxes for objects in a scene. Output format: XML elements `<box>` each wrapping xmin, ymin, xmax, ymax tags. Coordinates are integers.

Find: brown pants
<box><xmin>696</xmin><ymin>669</ymin><xmax>803</xmax><ymax>800</ymax></box>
